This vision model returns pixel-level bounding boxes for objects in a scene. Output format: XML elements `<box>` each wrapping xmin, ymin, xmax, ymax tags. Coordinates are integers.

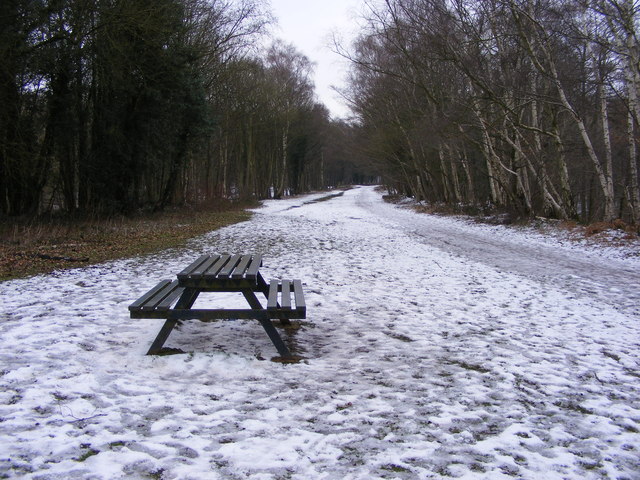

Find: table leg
<box><xmin>258</xmin><ymin>319</ymin><xmax>292</xmax><ymax>357</ymax></box>
<box><xmin>256</xmin><ymin>272</ymin><xmax>271</xmax><ymax>300</ymax></box>
<box><xmin>242</xmin><ymin>289</ymin><xmax>264</xmax><ymax>310</ymax></box>
<box><xmin>242</xmin><ymin>290</ymin><xmax>292</xmax><ymax>357</ymax></box>
<box><xmin>146</xmin><ymin>319</ymin><xmax>179</xmax><ymax>355</ymax></box>
<box><xmin>146</xmin><ymin>288</ymin><xmax>199</xmax><ymax>355</ymax></box>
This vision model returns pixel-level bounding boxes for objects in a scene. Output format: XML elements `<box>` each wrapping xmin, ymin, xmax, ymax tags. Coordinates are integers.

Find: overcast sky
<box><xmin>268</xmin><ymin>0</ymin><xmax>364</xmax><ymax>119</ymax></box>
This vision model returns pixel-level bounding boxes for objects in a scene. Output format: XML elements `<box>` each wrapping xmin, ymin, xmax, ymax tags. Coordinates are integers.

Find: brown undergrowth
<box><xmin>553</xmin><ymin>219</ymin><xmax>639</xmax><ymax>248</ymax></box>
<box><xmin>0</xmin><ymin>202</ymin><xmax>255</xmax><ymax>281</ymax></box>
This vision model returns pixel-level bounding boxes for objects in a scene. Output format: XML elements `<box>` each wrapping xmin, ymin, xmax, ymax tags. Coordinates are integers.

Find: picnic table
<box><xmin>128</xmin><ymin>254</ymin><xmax>306</xmax><ymax>358</ymax></box>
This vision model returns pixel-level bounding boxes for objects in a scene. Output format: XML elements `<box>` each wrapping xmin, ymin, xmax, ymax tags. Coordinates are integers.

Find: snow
<box><xmin>1</xmin><ymin>186</ymin><xmax>639</xmax><ymax>479</ymax></box>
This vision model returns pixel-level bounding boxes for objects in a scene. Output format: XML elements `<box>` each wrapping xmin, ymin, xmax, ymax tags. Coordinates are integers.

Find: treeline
<box><xmin>0</xmin><ymin>0</ymin><xmax>358</xmax><ymax>216</ymax></box>
<box><xmin>345</xmin><ymin>0</ymin><xmax>640</xmax><ymax>223</ymax></box>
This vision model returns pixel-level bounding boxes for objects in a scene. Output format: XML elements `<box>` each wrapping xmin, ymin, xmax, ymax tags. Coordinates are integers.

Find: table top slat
<box><xmin>231</xmin><ymin>255</ymin><xmax>253</xmax><ymax>279</ymax></box>
<box><xmin>190</xmin><ymin>255</ymin><xmax>220</xmax><ymax>278</ymax></box>
<box><xmin>177</xmin><ymin>255</ymin><xmax>209</xmax><ymax>279</ymax></box>
<box><xmin>245</xmin><ymin>255</ymin><xmax>262</xmax><ymax>280</ymax></box>
<box><xmin>267</xmin><ymin>280</ymin><xmax>279</xmax><ymax>309</ymax></box>
<box><xmin>203</xmin><ymin>254</ymin><xmax>231</xmax><ymax>280</ymax></box>
<box><xmin>217</xmin><ymin>254</ymin><xmax>241</xmax><ymax>278</ymax></box>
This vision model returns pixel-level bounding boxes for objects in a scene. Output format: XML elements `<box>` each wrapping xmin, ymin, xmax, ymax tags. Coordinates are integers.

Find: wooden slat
<box><xmin>217</xmin><ymin>254</ymin><xmax>241</xmax><ymax>278</ymax></box>
<box><xmin>267</xmin><ymin>280</ymin><xmax>279</xmax><ymax>309</ymax></box>
<box><xmin>245</xmin><ymin>254</ymin><xmax>263</xmax><ymax>280</ymax></box>
<box><xmin>177</xmin><ymin>255</ymin><xmax>209</xmax><ymax>279</ymax></box>
<box><xmin>190</xmin><ymin>255</ymin><xmax>220</xmax><ymax>278</ymax></box>
<box><xmin>204</xmin><ymin>254</ymin><xmax>230</xmax><ymax>280</ymax></box>
<box><xmin>132</xmin><ymin>307</ymin><xmax>306</xmax><ymax>320</ymax></box>
<box><xmin>155</xmin><ymin>282</ymin><xmax>185</xmax><ymax>311</ymax></box>
<box><xmin>281</xmin><ymin>280</ymin><xmax>291</xmax><ymax>309</ymax></box>
<box><xmin>128</xmin><ymin>280</ymin><xmax>172</xmax><ymax>311</ymax></box>
<box><xmin>169</xmin><ymin>308</ymin><xmax>272</xmax><ymax>320</ymax></box>
<box><xmin>293</xmin><ymin>279</ymin><xmax>306</xmax><ymax>311</ymax></box>
<box><xmin>231</xmin><ymin>255</ymin><xmax>252</xmax><ymax>279</ymax></box>
<box><xmin>141</xmin><ymin>281</ymin><xmax>179</xmax><ymax>311</ymax></box>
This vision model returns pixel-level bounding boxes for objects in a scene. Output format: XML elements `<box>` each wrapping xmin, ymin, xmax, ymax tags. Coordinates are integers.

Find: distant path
<box><xmin>354</xmin><ymin>186</ymin><xmax>640</xmax><ymax>316</ymax></box>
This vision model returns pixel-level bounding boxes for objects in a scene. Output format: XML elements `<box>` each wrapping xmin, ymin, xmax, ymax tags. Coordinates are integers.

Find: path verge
<box><xmin>0</xmin><ymin>206</ymin><xmax>253</xmax><ymax>281</ymax></box>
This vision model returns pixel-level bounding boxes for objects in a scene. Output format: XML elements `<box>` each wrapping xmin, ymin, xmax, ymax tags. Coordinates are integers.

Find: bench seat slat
<box><xmin>141</xmin><ymin>280</ymin><xmax>181</xmax><ymax>311</ymax></box>
<box><xmin>267</xmin><ymin>280</ymin><xmax>279</xmax><ymax>309</ymax></box>
<box><xmin>281</xmin><ymin>280</ymin><xmax>291</xmax><ymax>309</ymax></box>
<box><xmin>231</xmin><ymin>255</ymin><xmax>253</xmax><ymax>279</ymax></box>
<box><xmin>265</xmin><ymin>279</ymin><xmax>305</xmax><ymax>315</ymax></box>
<box><xmin>155</xmin><ymin>282</ymin><xmax>186</xmax><ymax>311</ymax></box>
<box><xmin>128</xmin><ymin>280</ymin><xmax>172</xmax><ymax>311</ymax></box>
<box><xmin>293</xmin><ymin>279</ymin><xmax>306</xmax><ymax>312</ymax></box>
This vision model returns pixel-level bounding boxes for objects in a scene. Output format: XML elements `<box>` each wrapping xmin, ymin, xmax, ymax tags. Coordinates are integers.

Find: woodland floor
<box><xmin>0</xmin><ymin>204</ymin><xmax>254</xmax><ymax>281</ymax></box>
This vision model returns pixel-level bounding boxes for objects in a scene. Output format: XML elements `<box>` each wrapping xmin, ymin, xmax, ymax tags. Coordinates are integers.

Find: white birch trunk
<box><xmin>473</xmin><ymin>101</ymin><xmax>504</xmax><ymax>205</ymax></box>
<box><xmin>598</xmin><ymin>79</ymin><xmax>616</xmax><ymax>220</ymax></box>
<box><xmin>512</xmin><ymin>0</ymin><xmax>615</xmax><ymax>220</ymax></box>
<box><xmin>456</xmin><ymin>125</ymin><xmax>475</xmax><ymax>204</ymax></box>
<box><xmin>628</xmin><ymin>110</ymin><xmax>640</xmax><ymax>223</ymax></box>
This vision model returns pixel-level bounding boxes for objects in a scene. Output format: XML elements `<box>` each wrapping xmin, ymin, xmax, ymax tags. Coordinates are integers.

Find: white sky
<box><xmin>268</xmin><ymin>0</ymin><xmax>364</xmax><ymax>120</ymax></box>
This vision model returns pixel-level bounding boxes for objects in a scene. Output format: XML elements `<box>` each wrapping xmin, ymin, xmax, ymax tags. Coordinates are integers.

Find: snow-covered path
<box><xmin>1</xmin><ymin>186</ymin><xmax>639</xmax><ymax>479</ymax></box>
<box><xmin>354</xmin><ymin>190</ymin><xmax>640</xmax><ymax>316</ymax></box>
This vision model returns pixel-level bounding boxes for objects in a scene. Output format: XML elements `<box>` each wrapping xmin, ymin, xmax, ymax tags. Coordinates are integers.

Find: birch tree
<box><xmin>345</xmin><ymin>0</ymin><xmax>640</xmax><ymax>223</ymax></box>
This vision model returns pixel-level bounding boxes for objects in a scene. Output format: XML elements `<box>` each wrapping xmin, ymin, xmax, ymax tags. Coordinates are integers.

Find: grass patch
<box><xmin>147</xmin><ymin>469</ymin><xmax>165</xmax><ymax>480</ymax></box>
<box><xmin>553</xmin><ymin>400</ymin><xmax>594</xmax><ymax>415</ymax></box>
<box><xmin>381</xmin><ymin>464</ymin><xmax>411</xmax><ymax>473</ymax></box>
<box><xmin>154</xmin><ymin>347</ymin><xmax>187</xmax><ymax>356</ymax></box>
<box><xmin>75</xmin><ymin>447</ymin><xmax>99</xmax><ymax>462</ymax></box>
<box><xmin>270</xmin><ymin>355</ymin><xmax>305</xmax><ymax>364</ymax></box>
<box><xmin>0</xmin><ymin>203</ymin><xmax>254</xmax><ymax>281</ymax></box>
<box><xmin>449</xmin><ymin>360</ymin><xmax>491</xmax><ymax>374</ymax></box>
<box><xmin>384</xmin><ymin>332</ymin><xmax>414</xmax><ymax>342</ymax></box>
<box><xmin>602</xmin><ymin>350</ymin><xmax>621</xmax><ymax>362</ymax></box>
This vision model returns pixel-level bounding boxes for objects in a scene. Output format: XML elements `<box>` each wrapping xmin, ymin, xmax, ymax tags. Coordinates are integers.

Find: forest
<box><xmin>0</xmin><ymin>0</ymin><xmax>364</xmax><ymax>217</ymax></box>
<box><xmin>2</xmin><ymin>0</ymin><xmax>640</xmax><ymax>224</ymax></box>
<box><xmin>345</xmin><ymin>0</ymin><xmax>640</xmax><ymax>223</ymax></box>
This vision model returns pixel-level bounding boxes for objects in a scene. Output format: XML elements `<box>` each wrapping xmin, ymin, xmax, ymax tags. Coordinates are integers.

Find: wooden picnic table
<box><xmin>128</xmin><ymin>254</ymin><xmax>306</xmax><ymax>358</ymax></box>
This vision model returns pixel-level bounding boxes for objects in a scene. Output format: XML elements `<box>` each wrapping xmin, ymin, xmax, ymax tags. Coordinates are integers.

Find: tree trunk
<box><xmin>276</xmin><ymin>121</ymin><xmax>289</xmax><ymax>198</ymax></box>
<box><xmin>627</xmin><ymin>110</ymin><xmax>640</xmax><ymax>223</ymax></box>
<box><xmin>598</xmin><ymin>76</ymin><xmax>616</xmax><ymax>221</ymax></box>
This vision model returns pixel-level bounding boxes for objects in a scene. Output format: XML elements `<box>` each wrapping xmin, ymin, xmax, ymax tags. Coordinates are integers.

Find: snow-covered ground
<box><xmin>1</xmin><ymin>186</ymin><xmax>639</xmax><ymax>479</ymax></box>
